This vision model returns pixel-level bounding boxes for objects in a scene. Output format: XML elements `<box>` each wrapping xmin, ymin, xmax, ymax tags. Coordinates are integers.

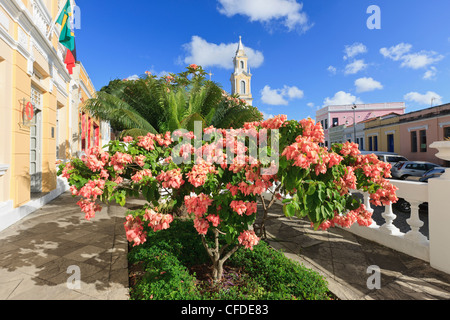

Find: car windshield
<box><xmin>387</xmin><ymin>156</ymin><xmax>408</xmax><ymax>162</ymax></box>
<box><xmin>425</xmin><ymin>168</ymin><xmax>445</xmax><ymax>175</ymax></box>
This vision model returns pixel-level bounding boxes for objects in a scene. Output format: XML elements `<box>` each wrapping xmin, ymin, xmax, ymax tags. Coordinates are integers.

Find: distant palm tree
<box><xmin>82</xmin><ymin>66</ymin><xmax>263</xmax><ymax>138</ymax></box>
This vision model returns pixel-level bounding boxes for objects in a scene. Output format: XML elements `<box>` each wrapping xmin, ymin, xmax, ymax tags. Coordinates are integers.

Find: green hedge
<box><xmin>128</xmin><ymin>219</ymin><xmax>331</xmax><ymax>300</ymax></box>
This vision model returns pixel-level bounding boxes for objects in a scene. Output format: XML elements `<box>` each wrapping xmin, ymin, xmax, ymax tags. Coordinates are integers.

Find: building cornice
<box><xmin>0</xmin><ymin>0</ymin><xmax>71</xmax><ymax>82</ymax></box>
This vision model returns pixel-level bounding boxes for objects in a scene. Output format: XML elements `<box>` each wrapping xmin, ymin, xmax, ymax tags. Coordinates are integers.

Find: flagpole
<box><xmin>46</xmin><ymin>0</ymin><xmax>77</xmax><ymax>39</ymax></box>
<box><xmin>46</xmin><ymin>2</ymin><xmax>66</xmax><ymax>39</ymax></box>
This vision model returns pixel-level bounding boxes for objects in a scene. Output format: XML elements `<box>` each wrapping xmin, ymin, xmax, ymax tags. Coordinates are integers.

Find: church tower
<box><xmin>230</xmin><ymin>36</ymin><xmax>253</xmax><ymax>105</ymax></box>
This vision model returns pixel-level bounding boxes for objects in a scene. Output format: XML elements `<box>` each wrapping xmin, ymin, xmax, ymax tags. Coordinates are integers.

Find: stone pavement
<box><xmin>261</xmin><ymin>204</ymin><xmax>450</xmax><ymax>300</ymax></box>
<box><xmin>0</xmin><ymin>192</ymin><xmax>130</xmax><ymax>300</ymax></box>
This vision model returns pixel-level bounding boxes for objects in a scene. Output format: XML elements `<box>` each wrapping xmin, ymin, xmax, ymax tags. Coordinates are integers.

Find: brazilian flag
<box><xmin>56</xmin><ymin>0</ymin><xmax>75</xmax><ymax>51</ymax></box>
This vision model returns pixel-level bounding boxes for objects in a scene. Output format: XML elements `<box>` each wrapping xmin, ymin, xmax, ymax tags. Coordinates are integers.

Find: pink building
<box><xmin>316</xmin><ymin>102</ymin><xmax>406</xmax><ymax>147</ymax></box>
<box><xmin>399</xmin><ymin>103</ymin><xmax>450</xmax><ymax>166</ymax></box>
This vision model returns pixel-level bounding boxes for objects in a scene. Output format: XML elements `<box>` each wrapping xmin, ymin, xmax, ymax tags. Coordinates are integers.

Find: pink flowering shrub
<box><xmin>58</xmin><ymin>114</ymin><xmax>397</xmax><ymax>280</ymax></box>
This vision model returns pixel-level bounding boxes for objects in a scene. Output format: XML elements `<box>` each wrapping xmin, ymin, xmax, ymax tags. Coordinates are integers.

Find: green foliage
<box><xmin>128</xmin><ymin>219</ymin><xmax>331</xmax><ymax>300</ymax></box>
<box><xmin>128</xmin><ymin>246</ymin><xmax>201</xmax><ymax>300</ymax></box>
<box><xmin>83</xmin><ymin>65</ymin><xmax>263</xmax><ymax>137</ymax></box>
<box><xmin>229</xmin><ymin>241</ymin><xmax>330</xmax><ymax>300</ymax></box>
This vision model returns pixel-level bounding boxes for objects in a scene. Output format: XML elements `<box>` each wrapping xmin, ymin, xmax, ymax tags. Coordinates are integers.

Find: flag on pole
<box><xmin>64</xmin><ymin>47</ymin><xmax>76</xmax><ymax>75</ymax></box>
<box><xmin>56</xmin><ymin>0</ymin><xmax>75</xmax><ymax>51</ymax></box>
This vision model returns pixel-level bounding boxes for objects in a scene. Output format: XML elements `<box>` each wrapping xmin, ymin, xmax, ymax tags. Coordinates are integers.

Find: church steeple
<box><xmin>231</xmin><ymin>36</ymin><xmax>253</xmax><ymax>106</ymax></box>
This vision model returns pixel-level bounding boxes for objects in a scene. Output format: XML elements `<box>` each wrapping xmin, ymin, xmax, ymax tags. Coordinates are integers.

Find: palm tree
<box><xmin>82</xmin><ymin>65</ymin><xmax>263</xmax><ymax>138</ymax></box>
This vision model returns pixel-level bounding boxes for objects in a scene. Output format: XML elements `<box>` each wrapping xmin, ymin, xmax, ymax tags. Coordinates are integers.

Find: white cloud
<box><xmin>126</xmin><ymin>74</ymin><xmax>139</xmax><ymax>81</ymax></box>
<box><xmin>380</xmin><ymin>43</ymin><xmax>412</xmax><ymax>61</ymax></box>
<box><xmin>355</xmin><ymin>77</ymin><xmax>383</xmax><ymax>93</ymax></box>
<box><xmin>380</xmin><ymin>43</ymin><xmax>443</xmax><ymax>70</ymax></box>
<box><xmin>261</xmin><ymin>85</ymin><xmax>304</xmax><ymax>105</ymax></box>
<box><xmin>261</xmin><ymin>111</ymin><xmax>275</xmax><ymax>120</ymax></box>
<box><xmin>217</xmin><ymin>0</ymin><xmax>312</xmax><ymax>32</ymax></box>
<box><xmin>344</xmin><ymin>59</ymin><xmax>368</xmax><ymax>75</ymax></box>
<box><xmin>400</xmin><ymin>51</ymin><xmax>444</xmax><ymax>69</ymax></box>
<box><xmin>284</xmin><ymin>86</ymin><xmax>304</xmax><ymax>99</ymax></box>
<box><xmin>181</xmin><ymin>36</ymin><xmax>264</xmax><ymax>70</ymax></box>
<box><xmin>323</xmin><ymin>91</ymin><xmax>363</xmax><ymax>106</ymax></box>
<box><xmin>307</xmin><ymin>102</ymin><xmax>315</xmax><ymax>108</ymax></box>
<box><xmin>404</xmin><ymin>91</ymin><xmax>442</xmax><ymax>106</ymax></box>
<box><xmin>344</xmin><ymin>43</ymin><xmax>367</xmax><ymax>60</ymax></box>
<box><xmin>327</xmin><ymin>65</ymin><xmax>337</xmax><ymax>75</ymax></box>
<box><xmin>423</xmin><ymin>67</ymin><xmax>437</xmax><ymax>80</ymax></box>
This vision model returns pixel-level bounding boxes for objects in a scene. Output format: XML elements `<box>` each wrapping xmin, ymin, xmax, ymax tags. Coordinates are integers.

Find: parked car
<box><xmin>393</xmin><ymin>168</ymin><xmax>445</xmax><ymax>213</ymax></box>
<box><xmin>391</xmin><ymin>161</ymin><xmax>440</xmax><ymax>180</ymax></box>
<box><xmin>419</xmin><ymin>167</ymin><xmax>446</xmax><ymax>182</ymax></box>
<box><xmin>360</xmin><ymin>151</ymin><xmax>408</xmax><ymax>166</ymax></box>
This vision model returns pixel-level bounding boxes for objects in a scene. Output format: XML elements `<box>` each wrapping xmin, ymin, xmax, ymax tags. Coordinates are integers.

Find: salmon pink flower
<box><xmin>124</xmin><ymin>215</ymin><xmax>147</xmax><ymax>246</ymax></box>
<box><xmin>238</xmin><ymin>230</ymin><xmax>260</xmax><ymax>250</ymax></box>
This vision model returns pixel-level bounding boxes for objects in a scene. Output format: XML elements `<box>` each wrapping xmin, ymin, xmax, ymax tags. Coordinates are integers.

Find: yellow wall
<box><xmin>1</xmin><ymin>0</ymin><xmax>70</xmax><ymax>207</ymax></box>
<box><xmin>364</xmin><ymin>117</ymin><xmax>401</xmax><ymax>153</ymax></box>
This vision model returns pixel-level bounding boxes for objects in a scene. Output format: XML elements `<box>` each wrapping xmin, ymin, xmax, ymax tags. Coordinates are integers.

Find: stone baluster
<box><xmin>380</xmin><ymin>203</ymin><xmax>400</xmax><ymax>235</ymax></box>
<box><xmin>363</xmin><ymin>192</ymin><xmax>377</xmax><ymax>226</ymax></box>
<box><xmin>404</xmin><ymin>200</ymin><xmax>428</xmax><ymax>243</ymax></box>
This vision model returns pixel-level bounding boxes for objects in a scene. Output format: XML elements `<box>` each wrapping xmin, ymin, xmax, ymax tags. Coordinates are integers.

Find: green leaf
<box><xmin>306</xmin><ymin>183</ymin><xmax>316</xmax><ymax>195</ymax></box>
<box><xmin>283</xmin><ymin>203</ymin><xmax>296</xmax><ymax>217</ymax></box>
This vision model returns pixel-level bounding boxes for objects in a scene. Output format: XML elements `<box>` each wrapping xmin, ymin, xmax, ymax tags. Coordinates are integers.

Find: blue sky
<box><xmin>74</xmin><ymin>0</ymin><xmax>450</xmax><ymax>121</ymax></box>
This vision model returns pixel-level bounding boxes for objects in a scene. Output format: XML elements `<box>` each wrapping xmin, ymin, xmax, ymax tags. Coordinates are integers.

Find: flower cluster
<box><xmin>124</xmin><ymin>215</ymin><xmax>147</xmax><ymax>246</ymax></box>
<box><xmin>184</xmin><ymin>193</ymin><xmax>213</xmax><ymax>218</ymax></box>
<box><xmin>77</xmin><ymin>199</ymin><xmax>102</xmax><ymax>221</ymax></box>
<box><xmin>76</xmin><ymin>179</ymin><xmax>105</xmax><ymax>200</ymax></box>
<box><xmin>230</xmin><ymin>200</ymin><xmax>258</xmax><ymax>216</ymax></box>
<box><xmin>186</xmin><ymin>159</ymin><xmax>218</xmax><ymax>188</ymax></box>
<box><xmin>144</xmin><ymin>208</ymin><xmax>174</xmax><ymax>232</ymax></box>
<box><xmin>81</xmin><ymin>147</ymin><xmax>110</xmax><ymax>172</ymax></box>
<box><xmin>260</xmin><ymin>115</ymin><xmax>287</xmax><ymax>130</ymax></box>
<box><xmin>340</xmin><ymin>141</ymin><xmax>360</xmax><ymax>158</ymax></box>
<box><xmin>193</xmin><ymin>218</ymin><xmax>210</xmax><ymax>235</ymax></box>
<box><xmin>238</xmin><ymin>230</ymin><xmax>260</xmax><ymax>250</ymax></box>
<box><xmin>71</xmin><ymin>179</ymin><xmax>106</xmax><ymax>220</ymax></box>
<box><xmin>131</xmin><ymin>169</ymin><xmax>153</xmax><ymax>183</ymax></box>
<box><xmin>299</xmin><ymin>118</ymin><xmax>325</xmax><ymax>144</ymax></box>
<box><xmin>156</xmin><ymin>168</ymin><xmax>185</xmax><ymax>189</ymax></box>
<box><xmin>316</xmin><ymin>204</ymin><xmax>373</xmax><ymax>231</ymax></box>
<box><xmin>61</xmin><ymin>162</ymin><xmax>74</xmax><ymax>179</ymax></box>
<box><xmin>109</xmin><ymin>152</ymin><xmax>133</xmax><ymax>173</ymax></box>
<box><xmin>282</xmin><ymin>136</ymin><xmax>320</xmax><ymax>169</ymax></box>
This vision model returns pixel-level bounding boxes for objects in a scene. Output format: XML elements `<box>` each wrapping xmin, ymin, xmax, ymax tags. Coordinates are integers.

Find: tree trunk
<box><xmin>201</xmin><ymin>228</ymin><xmax>240</xmax><ymax>282</ymax></box>
<box><xmin>212</xmin><ymin>259</ymin><xmax>224</xmax><ymax>281</ymax></box>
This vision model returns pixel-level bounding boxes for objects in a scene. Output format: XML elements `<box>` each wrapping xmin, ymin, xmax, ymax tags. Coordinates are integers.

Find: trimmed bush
<box><xmin>128</xmin><ymin>219</ymin><xmax>331</xmax><ymax>300</ymax></box>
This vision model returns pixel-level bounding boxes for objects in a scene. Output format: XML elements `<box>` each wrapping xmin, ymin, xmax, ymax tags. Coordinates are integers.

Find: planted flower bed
<box><xmin>128</xmin><ymin>219</ymin><xmax>332</xmax><ymax>300</ymax></box>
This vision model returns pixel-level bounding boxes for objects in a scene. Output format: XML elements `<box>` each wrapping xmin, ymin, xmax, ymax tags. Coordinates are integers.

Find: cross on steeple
<box><xmin>208</xmin><ymin>70</ymin><xmax>214</xmax><ymax>81</ymax></box>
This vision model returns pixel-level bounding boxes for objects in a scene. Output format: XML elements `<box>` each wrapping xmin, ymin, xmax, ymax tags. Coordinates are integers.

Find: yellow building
<box><xmin>0</xmin><ymin>0</ymin><xmax>105</xmax><ymax>231</ymax></box>
<box><xmin>363</xmin><ymin>113</ymin><xmax>402</xmax><ymax>153</ymax></box>
<box><xmin>230</xmin><ymin>36</ymin><xmax>253</xmax><ymax>105</ymax></box>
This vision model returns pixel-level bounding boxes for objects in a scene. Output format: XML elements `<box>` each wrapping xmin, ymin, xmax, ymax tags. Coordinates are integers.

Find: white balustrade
<box><xmin>260</xmin><ymin>142</ymin><xmax>450</xmax><ymax>274</ymax></box>
<box><xmin>379</xmin><ymin>203</ymin><xmax>401</xmax><ymax>235</ymax></box>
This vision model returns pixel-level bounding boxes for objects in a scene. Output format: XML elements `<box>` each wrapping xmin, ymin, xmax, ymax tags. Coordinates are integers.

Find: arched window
<box><xmin>240</xmin><ymin>80</ymin><xmax>246</xmax><ymax>94</ymax></box>
<box><xmin>240</xmin><ymin>60</ymin><xmax>244</xmax><ymax>69</ymax></box>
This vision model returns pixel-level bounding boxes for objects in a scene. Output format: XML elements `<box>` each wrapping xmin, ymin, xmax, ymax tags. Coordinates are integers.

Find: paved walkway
<box><xmin>1</xmin><ymin>192</ymin><xmax>450</xmax><ymax>300</ymax></box>
<box><xmin>0</xmin><ymin>192</ymin><xmax>130</xmax><ymax>300</ymax></box>
<box><xmin>261</xmin><ymin>204</ymin><xmax>450</xmax><ymax>300</ymax></box>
